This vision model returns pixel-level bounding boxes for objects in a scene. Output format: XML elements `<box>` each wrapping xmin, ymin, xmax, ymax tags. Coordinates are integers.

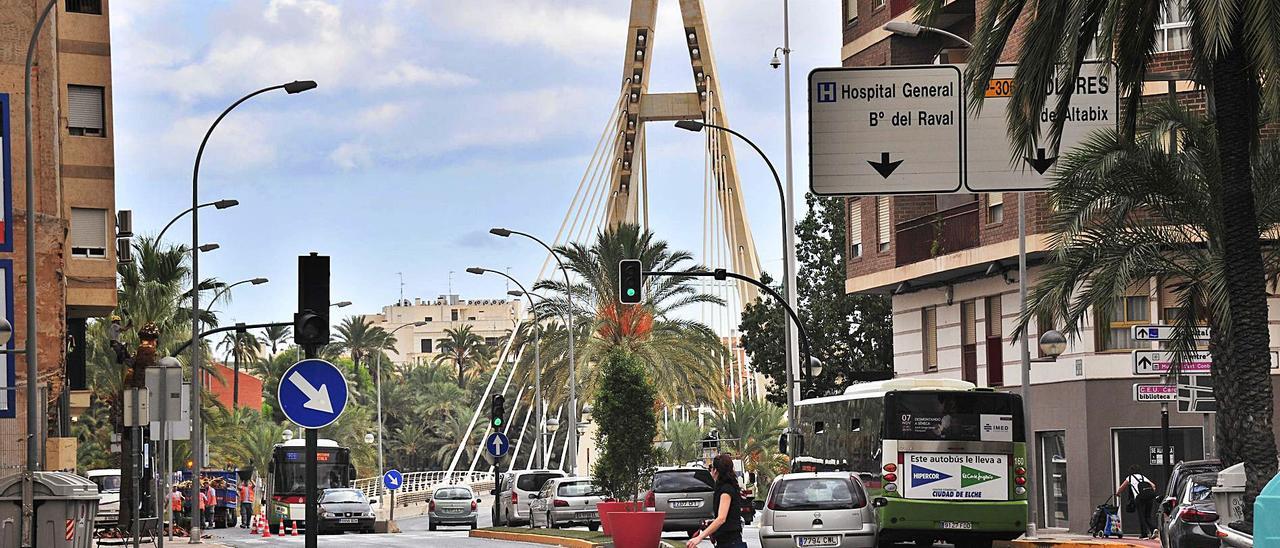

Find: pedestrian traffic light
<box><xmin>295</xmin><ymin>253</ymin><xmax>330</xmax><ymax>346</ymax></box>
<box><xmin>491</xmin><ymin>395</ymin><xmax>505</xmax><ymax>428</ymax></box>
<box><xmin>619</xmin><ymin>259</ymin><xmax>643</xmax><ymax>304</ymax></box>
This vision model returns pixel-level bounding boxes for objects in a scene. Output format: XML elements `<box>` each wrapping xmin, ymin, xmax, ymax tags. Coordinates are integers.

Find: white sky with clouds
<box><xmin>110</xmin><ymin>0</ymin><xmax>842</xmax><ymax>327</ymax></box>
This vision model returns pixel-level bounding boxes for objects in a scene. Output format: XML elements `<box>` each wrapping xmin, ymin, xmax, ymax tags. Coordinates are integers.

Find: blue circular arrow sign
<box><xmin>382</xmin><ymin>469</ymin><xmax>403</xmax><ymax>491</ymax></box>
<box><xmin>484</xmin><ymin>432</ymin><xmax>511</xmax><ymax>458</ymax></box>
<box><xmin>278</xmin><ymin>359</ymin><xmax>349</xmax><ymax>429</ymax></box>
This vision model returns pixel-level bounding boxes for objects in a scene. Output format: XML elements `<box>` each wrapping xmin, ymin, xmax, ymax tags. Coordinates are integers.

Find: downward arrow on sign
<box><xmin>868</xmin><ymin>152</ymin><xmax>904</xmax><ymax>179</ymax></box>
<box><xmin>1024</xmin><ymin>148</ymin><xmax>1057</xmax><ymax>175</ymax></box>
<box><xmin>288</xmin><ymin>371</ymin><xmax>334</xmax><ymax>413</ymax></box>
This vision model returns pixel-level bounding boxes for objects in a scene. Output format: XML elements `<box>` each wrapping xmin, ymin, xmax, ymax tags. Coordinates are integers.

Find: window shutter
<box><xmin>67</xmin><ymin>86</ymin><xmax>105</xmax><ymax>130</ymax></box>
<box><xmin>876</xmin><ymin>196</ymin><xmax>891</xmax><ymax>244</ymax></box>
<box><xmin>71</xmin><ymin>208</ymin><xmax>107</xmax><ymax>249</ymax></box>
<box><xmin>988</xmin><ymin>192</ymin><xmax>1003</xmax><ymax>207</ymax></box>
<box><xmin>986</xmin><ymin>296</ymin><xmax>1004</xmax><ymax>337</ymax></box>
<box><xmin>846</xmin><ymin>0</ymin><xmax>858</xmax><ymax>20</ymax></box>
<box><xmin>849</xmin><ymin>199</ymin><xmax>862</xmax><ymax>245</ymax></box>
<box><xmin>962</xmin><ymin>301</ymin><xmax>977</xmax><ymax>345</ymax></box>
<box><xmin>923</xmin><ymin>307</ymin><xmax>937</xmax><ymax>371</ymax></box>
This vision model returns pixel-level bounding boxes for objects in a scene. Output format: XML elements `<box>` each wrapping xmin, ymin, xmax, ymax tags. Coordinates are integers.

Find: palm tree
<box><xmin>393</xmin><ymin>422</ymin><xmax>431</xmax><ymax>471</ymax></box>
<box><xmin>1018</xmin><ymin>104</ymin><xmax>1280</xmax><ymax>495</ymax></box>
<box><xmin>914</xmin><ymin>0</ymin><xmax>1280</xmax><ymax>522</ymax></box>
<box><xmin>434</xmin><ymin>325</ymin><xmax>492</xmax><ymax>389</ymax></box>
<box><xmin>259</xmin><ymin>325</ymin><xmax>292</xmax><ymax>360</ymax></box>
<box><xmin>532</xmin><ymin>223</ymin><xmax>727</xmax><ymax>408</ymax></box>
<box><xmin>333</xmin><ymin>315</ymin><xmax>396</xmax><ymax>374</ymax></box>
<box><xmin>660</xmin><ymin>419</ymin><xmax>704</xmax><ymax>465</ymax></box>
<box><xmin>710</xmin><ymin>400</ymin><xmax>787</xmax><ymax>493</ymax></box>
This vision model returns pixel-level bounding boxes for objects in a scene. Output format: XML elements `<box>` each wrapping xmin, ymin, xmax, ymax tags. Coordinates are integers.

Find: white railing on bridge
<box><xmin>353</xmin><ymin>471</ymin><xmax>495</xmax><ymax>507</ymax></box>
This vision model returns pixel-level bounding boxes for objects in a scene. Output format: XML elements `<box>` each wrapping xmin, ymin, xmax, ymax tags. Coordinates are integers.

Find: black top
<box><xmin>710</xmin><ymin>482</ymin><xmax>743</xmax><ymax>542</ymax></box>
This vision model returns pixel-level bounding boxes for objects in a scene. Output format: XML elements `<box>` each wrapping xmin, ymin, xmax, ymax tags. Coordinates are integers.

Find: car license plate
<box><xmin>797</xmin><ymin>535</ymin><xmax>840</xmax><ymax>547</ymax></box>
<box><xmin>671</xmin><ymin>500</ymin><xmax>701</xmax><ymax>508</ymax></box>
<box><xmin>338</xmin><ymin>518</ymin><xmax>357</xmax><ymax>524</ymax></box>
<box><xmin>575</xmin><ymin>511</ymin><xmax>597</xmax><ymax>519</ymax></box>
<box><xmin>442</xmin><ymin>508</ymin><xmax>464</xmax><ymax>514</ymax></box>
<box><xmin>941</xmin><ymin>521</ymin><xmax>973</xmax><ymax>530</ymax></box>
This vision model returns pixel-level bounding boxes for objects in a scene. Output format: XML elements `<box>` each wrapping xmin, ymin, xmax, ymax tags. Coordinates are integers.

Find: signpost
<box><xmin>808</xmin><ymin>65</ymin><xmax>964</xmax><ymax>195</ymax></box>
<box><xmin>1132</xmin><ymin>383</ymin><xmax>1177</xmax><ymax>402</ymax></box>
<box><xmin>1131</xmin><ymin>325</ymin><xmax>1212</xmax><ymax>341</ymax></box>
<box><xmin>966</xmin><ymin>62</ymin><xmax>1118</xmax><ymax>191</ymax></box>
<box><xmin>1177</xmin><ymin>375</ymin><xmax>1216</xmax><ymax>414</ymax></box>
<box><xmin>278</xmin><ymin>359</ymin><xmax>349</xmax><ymax>429</ymax></box>
<box><xmin>484</xmin><ymin>432</ymin><xmax>511</xmax><ymax>459</ymax></box>
<box><xmin>382</xmin><ymin>469</ymin><xmax>402</xmax><ymax>526</ymax></box>
<box><xmin>1132</xmin><ymin>350</ymin><xmax>1279</xmax><ymax>375</ymax></box>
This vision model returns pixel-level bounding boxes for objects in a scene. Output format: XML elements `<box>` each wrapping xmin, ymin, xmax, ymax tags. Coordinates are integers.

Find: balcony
<box><xmin>895</xmin><ymin>200</ymin><xmax>980</xmax><ymax>267</ymax></box>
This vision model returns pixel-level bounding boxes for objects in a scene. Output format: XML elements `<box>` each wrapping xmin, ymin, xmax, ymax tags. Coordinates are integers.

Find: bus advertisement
<box><xmin>266</xmin><ymin>438</ymin><xmax>356</xmax><ymax>533</ymax></box>
<box><xmin>795</xmin><ymin>378</ymin><xmax>1028</xmax><ymax>548</ymax></box>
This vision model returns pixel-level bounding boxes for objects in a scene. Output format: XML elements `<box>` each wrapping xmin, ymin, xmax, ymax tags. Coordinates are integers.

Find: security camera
<box><xmin>769</xmin><ymin>54</ymin><xmax>781</xmax><ymax>69</ymax></box>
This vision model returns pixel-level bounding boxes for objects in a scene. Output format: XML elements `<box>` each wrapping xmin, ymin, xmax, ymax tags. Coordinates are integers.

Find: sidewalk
<box><xmin>996</xmin><ymin>534</ymin><xmax>1161</xmax><ymax>548</ymax></box>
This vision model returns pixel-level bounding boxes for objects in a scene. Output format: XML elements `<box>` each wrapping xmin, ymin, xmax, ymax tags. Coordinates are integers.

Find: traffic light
<box><xmin>619</xmin><ymin>259</ymin><xmax>643</xmax><ymax>304</ymax></box>
<box><xmin>491</xmin><ymin>395</ymin><xmax>505</xmax><ymax>428</ymax></box>
<box><xmin>295</xmin><ymin>253</ymin><xmax>330</xmax><ymax>346</ymax></box>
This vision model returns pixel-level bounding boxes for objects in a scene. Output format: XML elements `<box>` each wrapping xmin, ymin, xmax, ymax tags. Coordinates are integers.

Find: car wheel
<box><xmin>429</xmin><ymin>521</ymin><xmax>437</xmax><ymax>531</ymax></box>
<box><xmin>547</xmin><ymin>512</ymin><xmax>556</xmax><ymax>529</ymax></box>
<box><xmin>588</xmin><ymin>522</ymin><xmax>599</xmax><ymax>532</ymax></box>
<box><xmin>470</xmin><ymin>520</ymin><xmax>477</xmax><ymax>530</ymax></box>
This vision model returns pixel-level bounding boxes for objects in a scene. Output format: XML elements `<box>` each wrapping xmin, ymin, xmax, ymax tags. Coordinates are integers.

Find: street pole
<box><xmin>20</xmin><ymin>3</ymin><xmax>58</xmax><ymax>546</ymax></box>
<box><xmin>781</xmin><ymin>0</ymin><xmax>802</xmax><ymax>450</ymax></box>
<box><xmin>1018</xmin><ymin>192</ymin><xmax>1039</xmax><ymax>539</ymax></box>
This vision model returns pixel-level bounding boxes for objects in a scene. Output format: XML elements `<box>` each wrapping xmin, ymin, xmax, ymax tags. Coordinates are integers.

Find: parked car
<box><xmin>430</xmin><ymin>485</ymin><xmax>480</xmax><ymax>530</ymax></box>
<box><xmin>316</xmin><ymin>488</ymin><xmax>374</xmax><ymax>534</ymax></box>
<box><xmin>758</xmin><ymin>472</ymin><xmax>877</xmax><ymax>548</ymax></box>
<box><xmin>1159</xmin><ymin>473</ymin><xmax>1219</xmax><ymax>548</ymax></box>
<box><xmin>529</xmin><ymin>476</ymin><xmax>605</xmax><ymax>531</ymax></box>
<box><xmin>1160</xmin><ymin>459</ymin><xmax>1221</xmax><ymax>548</ymax></box>
<box><xmin>492</xmin><ymin>469</ymin><xmax>566</xmax><ymax>526</ymax></box>
<box><xmin>645</xmin><ymin>467</ymin><xmax>716</xmax><ymax>537</ymax></box>
<box><xmin>85</xmin><ymin>469</ymin><xmax>121</xmax><ymax>528</ymax></box>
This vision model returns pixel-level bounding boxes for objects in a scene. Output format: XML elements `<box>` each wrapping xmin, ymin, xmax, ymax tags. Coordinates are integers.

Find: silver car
<box><xmin>646</xmin><ymin>467</ymin><xmax>716</xmax><ymax>536</ymax></box>
<box><xmin>492</xmin><ymin>469</ymin><xmax>566</xmax><ymax>526</ymax></box>
<box><xmin>316</xmin><ymin>488</ymin><xmax>375</xmax><ymax>534</ymax></box>
<box><xmin>529</xmin><ymin>477</ymin><xmax>605</xmax><ymax>531</ymax></box>
<box><xmin>759</xmin><ymin>473</ymin><xmax>877</xmax><ymax>548</ymax></box>
<box><xmin>429</xmin><ymin>485</ymin><xmax>480</xmax><ymax>530</ymax></box>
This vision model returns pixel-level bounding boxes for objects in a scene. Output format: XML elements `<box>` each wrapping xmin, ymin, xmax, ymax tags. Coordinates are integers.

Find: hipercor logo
<box><xmin>911</xmin><ymin>465</ymin><xmax>952</xmax><ymax>488</ymax></box>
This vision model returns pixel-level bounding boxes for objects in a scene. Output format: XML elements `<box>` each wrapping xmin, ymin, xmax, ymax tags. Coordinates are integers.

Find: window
<box><xmin>845</xmin><ymin>0</ymin><xmax>857</xmax><ymax>21</ymax></box>
<box><xmin>485</xmin><ymin>337</ymin><xmax>500</xmax><ymax>347</ymax></box>
<box><xmin>985</xmin><ymin>295</ymin><xmax>1004</xmax><ymax>387</ymax></box>
<box><xmin>874</xmin><ymin>0</ymin><xmax>886</xmax><ymax>9</ymax></box>
<box><xmin>1096</xmin><ymin>282</ymin><xmax>1151</xmax><ymax>350</ymax></box>
<box><xmin>424</xmin><ymin>316</ymin><xmax>433</xmax><ymax>322</ymax></box>
<box><xmin>450</xmin><ymin>309</ymin><xmax>459</xmax><ymax>322</ymax></box>
<box><xmin>1037</xmin><ymin>312</ymin><xmax>1057</xmax><ymax>358</ymax></box>
<box><xmin>70</xmin><ymin>207</ymin><xmax>107</xmax><ymax>257</ymax></box>
<box><xmin>66</xmin><ymin>0</ymin><xmax>101</xmax><ymax>14</ymax></box>
<box><xmin>961</xmin><ymin>300</ymin><xmax>978</xmax><ymax>383</ymax></box>
<box><xmin>988</xmin><ymin>193</ymin><xmax>1004</xmax><ymax>223</ymax></box>
<box><xmin>420</xmin><ymin>339</ymin><xmax>432</xmax><ymax>353</ymax></box>
<box><xmin>922</xmin><ymin>306</ymin><xmax>938</xmax><ymax>372</ymax></box>
<box><xmin>876</xmin><ymin>196</ymin><xmax>891</xmax><ymax>252</ymax></box>
<box><xmin>849</xmin><ymin>199</ymin><xmax>863</xmax><ymax>257</ymax></box>
<box><xmin>1155</xmin><ymin>0</ymin><xmax>1190</xmax><ymax>53</ymax></box>
<box><xmin>1159</xmin><ymin>278</ymin><xmax>1207</xmax><ymax>325</ymax></box>
<box><xmin>67</xmin><ymin>85</ymin><xmax>106</xmax><ymax>137</ymax></box>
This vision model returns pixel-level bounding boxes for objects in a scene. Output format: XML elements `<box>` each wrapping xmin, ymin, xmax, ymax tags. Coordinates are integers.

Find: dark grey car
<box><xmin>1159</xmin><ymin>460</ymin><xmax>1220</xmax><ymax>548</ymax></box>
<box><xmin>317</xmin><ymin>488</ymin><xmax>374</xmax><ymax>534</ymax></box>
<box><xmin>645</xmin><ymin>467</ymin><xmax>715</xmax><ymax>536</ymax></box>
<box><xmin>1160</xmin><ymin>473</ymin><xmax>1219</xmax><ymax>548</ymax></box>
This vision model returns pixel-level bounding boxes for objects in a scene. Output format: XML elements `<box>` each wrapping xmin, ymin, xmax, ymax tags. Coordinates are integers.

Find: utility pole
<box><xmin>296</xmin><ymin>253</ymin><xmax>331</xmax><ymax>548</ymax></box>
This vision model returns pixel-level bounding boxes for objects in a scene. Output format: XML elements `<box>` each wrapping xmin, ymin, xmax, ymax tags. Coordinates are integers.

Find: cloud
<box><xmin>431</xmin><ymin>0</ymin><xmax>625</xmax><ymax>66</ymax></box>
<box><xmin>329</xmin><ymin>141</ymin><xmax>372</xmax><ymax>170</ymax></box>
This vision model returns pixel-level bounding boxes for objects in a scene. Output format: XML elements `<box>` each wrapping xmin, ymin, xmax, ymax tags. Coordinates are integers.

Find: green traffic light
<box><xmin>493</xmin><ymin>418</ymin><xmax>503</xmax><ymax>427</ymax></box>
<box><xmin>627</xmin><ymin>288</ymin><xmax>636</xmax><ymax>297</ymax></box>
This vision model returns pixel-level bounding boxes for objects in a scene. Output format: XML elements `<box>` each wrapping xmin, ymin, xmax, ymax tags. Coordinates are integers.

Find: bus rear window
<box><xmin>884</xmin><ymin>392</ymin><xmax>1024</xmax><ymax>442</ymax></box>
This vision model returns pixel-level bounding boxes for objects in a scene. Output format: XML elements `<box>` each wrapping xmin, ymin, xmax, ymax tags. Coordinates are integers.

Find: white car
<box><xmin>86</xmin><ymin>469</ymin><xmax>121</xmax><ymax>527</ymax></box>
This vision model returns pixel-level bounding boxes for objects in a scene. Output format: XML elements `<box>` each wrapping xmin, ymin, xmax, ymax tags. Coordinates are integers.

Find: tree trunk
<box><xmin>458</xmin><ymin>356</ymin><xmax>465</xmax><ymax>389</ymax></box>
<box><xmin>1210</xmin><ymin>16</ymin><xmax>1279</xmax><ymax>525</ymax></box>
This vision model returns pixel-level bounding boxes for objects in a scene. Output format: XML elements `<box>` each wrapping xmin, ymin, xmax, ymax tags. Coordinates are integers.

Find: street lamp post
<box><xmin>187</xmin><ymin>80</ymin><xmax>315</xmax><ymax>544</ymax></box>
<box><xmin>489</xmin><ymin>228</ymin><xmax>579</xmax><ymax>474</ymax></box>
<box><xmin>200</xmin><ymin>278</ymin><xmax>268</xmax><ymax>409</ymax></box>
<box><xmin>156</xmin><ymin>200</ymin><xmax>239</xmax><ymax>243</ymax></box>
<box><xmin>465</xmin><ymin>267</ymin><xmax>545</xmax><ymax>468</ymax></box>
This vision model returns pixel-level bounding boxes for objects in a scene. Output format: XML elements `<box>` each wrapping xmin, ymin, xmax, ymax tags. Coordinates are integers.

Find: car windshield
<box><xmin>320</xmin><ymin>490</ymin><xmax>366</xmax><ymax>503</ymax></box>
<box><xmin>517</xmin><ymin>473</ymin><xmax>563</xmax><ymax>492</ymax></box>
<box><xmin>558</xmin><ymin>481</ymin><xmax>606</xmax><ymax>497</ymax></box>
<box><xmin>653</xmin><ymin>470</ymin><xmax>714</xmax><ymax>493</ymax></box>
<box><xmin>435</xmin><ymin>488</ymin><xmax>473</xmax><ymax>500</ymax></box>
<box><xmin>771</xmin><ymin>478</ymin><xmax>865</xmax><ymax>511</ymax></box>
<box><xmin>1186</xmin><ymin>477</ymin><xmax>1216</xmax><ymax>503</ymax></box>
<box><xmin>92</xmin><ymin>475</ymin><xmax>121</xmax><ymax>493</ymax></box>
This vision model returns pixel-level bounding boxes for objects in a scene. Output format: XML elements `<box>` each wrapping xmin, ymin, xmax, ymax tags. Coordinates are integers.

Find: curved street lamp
<box><xmin>187</xmin><ymin>79</ymin><xmax>316</xmax><ymax>543</ymax></box>
<box><xmin>156</xmin><ymin>199</ymin><xmax>239</xmax><ymax>243</ymax></box>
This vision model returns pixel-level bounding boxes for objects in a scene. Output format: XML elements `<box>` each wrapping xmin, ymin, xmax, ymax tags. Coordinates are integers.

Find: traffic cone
<box><xmin>261</xmin><ymin>513</ymin><xmax>271</xmax><ymax>538</ymax></box>
<box><xmin>291</xmin><ymin>520</ymin><xmax>299</xmax><ymax>536</ymax></box>
<box><xmin>249</xmin><ymin>514</ymin><xmax>258</xmax><ymax>535</ymax></box>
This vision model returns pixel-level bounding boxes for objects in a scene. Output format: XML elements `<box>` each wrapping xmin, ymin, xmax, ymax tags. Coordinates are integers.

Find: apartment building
<box><xmin>366</xmin><ymin>294</ymin><xmax>523</xmax><ymax>367</ymax></box>
<box><xmin>0</xmin><ymin>0</ymin><xmax>118</xmax><ymax>470</ymax></box>
<box><xmin>839</xmin><ymin>0</ymin><xmax>1280</xmax><ymax>533</ymax></box>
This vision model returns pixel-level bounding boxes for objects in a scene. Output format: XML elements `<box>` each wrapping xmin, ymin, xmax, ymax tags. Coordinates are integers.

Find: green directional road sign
<box><xmin>960</xmin><ymin>466</ymin><xmax>999</xmax><ymax>488</ymax></box>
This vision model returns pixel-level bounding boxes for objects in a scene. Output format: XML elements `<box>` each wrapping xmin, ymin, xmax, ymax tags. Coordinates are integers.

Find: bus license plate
<box><xmin>797</xmin><ymin>535</ymin><xmax>839</xmax><ymax>547</ymax></box>
<box><xmin>338</xmin><ymin>518</ymin><xmax>357</xmax><ymax>524</ymax></box>
<box><xmin>941</xmin><ymin>521</ymin><xmax>973</xmax><ymax>530</ymax></box>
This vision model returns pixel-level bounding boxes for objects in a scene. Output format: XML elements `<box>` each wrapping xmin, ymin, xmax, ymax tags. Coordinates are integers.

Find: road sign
<box><xmin>278</xmin><ymin>359</ymin><xmax>349</xmax><ymax>429</ymax></box>
<box><xmin>809</xmin><ymin>65</ymin><xmax>964</xmax><ymax>195</ymax></box>
<box><xmin>484</xmin><ymin>432</ymin><xmax>511</xmax><ymax>458</ymax></box>
<box><xmin>966</xmin><ymin>61</ymin><xmax>1117</xmax><ymax>191</ymax></box>
<box><xmin>1133</xmin><ymin>383</ymin><xmax>1177</xmax><ymax>402</ymax></box>
<box><xmin>382</xmin><ymin>469</ymin><xmax>403</xmax><ymax>491</ymax></box>
<box><xmin>1132</xmin><ymin>350</ymin><xmax>1280</xmax><ymax>375</ymax></box>
<box><xmin>1131</xmin><ymin>325</ymin><xmax>1211</xmax><ymax>341</ymax></box>
<box><xmin>1177</xmin><ymin>375</ymin><xmax>1216</xmax><ymax>414</ymax></box>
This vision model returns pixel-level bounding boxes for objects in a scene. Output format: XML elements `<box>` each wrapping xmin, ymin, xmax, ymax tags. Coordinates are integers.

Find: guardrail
<box><xmin>353</xmin><ymin>471</ymin><xmax>495</xmax><ymax>505</ymax></box>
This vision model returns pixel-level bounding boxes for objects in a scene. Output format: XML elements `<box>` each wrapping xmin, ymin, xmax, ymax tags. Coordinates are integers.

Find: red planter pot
<box><xmin>609</xmin><ymin>511</ymin><xmax>665</xmax><ymax>548</ymax></box>
<box><xmin>596</xmin><ymin>501</ymin><xmax>643</xmax><ymax>535</ymax></box>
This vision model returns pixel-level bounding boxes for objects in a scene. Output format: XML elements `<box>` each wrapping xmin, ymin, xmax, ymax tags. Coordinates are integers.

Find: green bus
<box><xmin>795</xmin><ymin>378</ymin><xmax>1028</xmax><ymax>548</ymax></box>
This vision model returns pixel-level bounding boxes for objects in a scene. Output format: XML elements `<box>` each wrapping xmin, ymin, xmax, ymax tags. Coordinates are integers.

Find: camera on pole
<box><xmin>618</xmin><ymin>259</ymin><xmax>643</xmax><ymax>304</ymax></box>
<box><xmin>491</xmin><ymin>394</ymin><xmax>506</xmax><ymax>428</ymax></box>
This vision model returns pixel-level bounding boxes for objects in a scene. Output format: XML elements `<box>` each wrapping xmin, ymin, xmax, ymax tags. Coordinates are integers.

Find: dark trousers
<box><xmin>240</xmin><ymin>503</ymin><xmax>253</xmax><ymax>527</ymax></box>
<box><xmin>1135</xmin><ymin>496</ymin><xmax>1156</xmax><ymax>537</ymax></box>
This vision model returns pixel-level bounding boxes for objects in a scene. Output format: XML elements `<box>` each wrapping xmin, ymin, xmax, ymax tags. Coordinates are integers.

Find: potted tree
<box><xmin>591</xmin><ymin>349</ymin><xmax>663</xmax><ymax>546</ymax></box>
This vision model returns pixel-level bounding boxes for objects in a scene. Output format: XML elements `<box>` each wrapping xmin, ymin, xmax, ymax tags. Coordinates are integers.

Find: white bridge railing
<box><xmin>353</xmin><ymin>471</ymin><xmax>495</xmax><ymax>507</ymax></box>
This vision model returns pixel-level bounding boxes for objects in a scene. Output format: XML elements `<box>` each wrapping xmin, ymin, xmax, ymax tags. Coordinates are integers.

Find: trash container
<box><xmin>0</xmin><ymin>471</ymin><xmax>99</xmax><ymax>548</ymax></box>
<box><xmin>1213</xmin><ymin>462</ymin><xmax>1248</xmax><ymax>524</ymax></box>
<box><xmin>1256</xmin><ymin>470</ymin><xmax>1280</xmax><ymax>547</ymax></box>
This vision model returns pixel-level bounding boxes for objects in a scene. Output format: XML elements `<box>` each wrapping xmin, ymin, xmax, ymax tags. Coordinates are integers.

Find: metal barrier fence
<box><xmin>352</xmin><ymin>471</ymin><xmax>495</xmax><ymax>506</ymax></box>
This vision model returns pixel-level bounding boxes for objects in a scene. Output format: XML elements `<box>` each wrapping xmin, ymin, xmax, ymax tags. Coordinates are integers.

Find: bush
<box><xmin>590</xmin><ymin>349</ymin><xmax>657</xmax><ymax>502</ymax></box>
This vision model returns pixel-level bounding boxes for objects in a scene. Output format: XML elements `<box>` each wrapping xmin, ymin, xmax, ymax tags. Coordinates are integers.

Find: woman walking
<box><xmin>1115</xmin><ymin>464</ymin><xmax>1159</xmax><ymax>539</ymax></box>
<box><xmin>687</xmin><ymin>454</ymin><xmax>745</xmax><ymax>548</ymax></box>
